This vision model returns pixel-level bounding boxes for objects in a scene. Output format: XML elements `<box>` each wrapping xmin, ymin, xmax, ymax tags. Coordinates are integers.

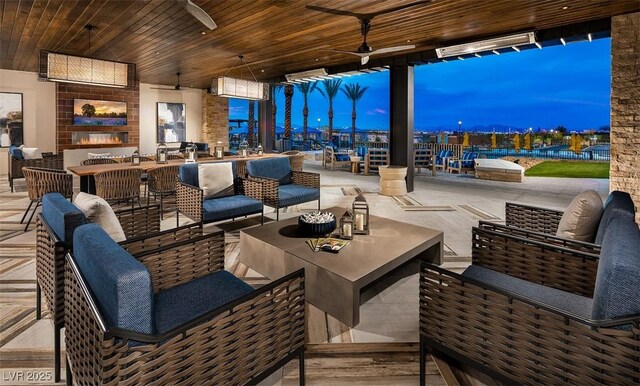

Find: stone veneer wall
<box><xmin>610</xmin><ymin>12</ymin><xmax>640</xmax><ymax>221</ymax></box>
<box><xmin>201</xmin><ymin>91</ymin><xmax>229</xmax><ymax>149</ymax></box>
<box><xmin>56</xmin><ymin>83</ymin><xmax>139</xmax><ymax>151</ymax></box>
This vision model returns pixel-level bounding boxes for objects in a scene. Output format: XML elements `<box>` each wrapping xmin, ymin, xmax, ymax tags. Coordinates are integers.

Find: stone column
<box><xmin>610</xmin><ymin>12</ymin><xmax>640</xmax><ymax>221</ymax></box>
<box><xmin>201</xmin><ymin>91</ymin><xmax>229</xmax><ymax>149</ymax></box>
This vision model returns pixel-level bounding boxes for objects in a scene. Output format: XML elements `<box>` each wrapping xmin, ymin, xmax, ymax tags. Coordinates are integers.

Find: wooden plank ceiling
<box><xmin>1</xmin><ymin>0</ymin><xmax>638</xmax><ymax>88</ymax></box>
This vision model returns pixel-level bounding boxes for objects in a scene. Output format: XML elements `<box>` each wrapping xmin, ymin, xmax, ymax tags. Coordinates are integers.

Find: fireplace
<box><xmin>72</xmin><ymin>132</ymin><xmax>129</xmax><ymax>145</ymax></box>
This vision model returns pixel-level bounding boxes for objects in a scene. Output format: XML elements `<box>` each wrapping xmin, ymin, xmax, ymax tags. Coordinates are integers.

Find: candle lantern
<box><xmin>214</xmin><ymin>141</ymin><xmax>224</xmax><ymax>159</ymax></box>
<box><xmin>257</xmin><ymin>144</ymin><xmax>264</xmax><ymax>156</ymax></box>
<box><xmin>239</xmin><ymin>139</ymin><xmax>249</xmax><ymax>157</ymax></box>
<box><xmin>156</xmin><ymin>142</ymin><xmax>168</xmax><ymax>164</ymax></box>
<box><xmin>352</xmin><ymin>193</ymin><xmax>369</xmax><ymax>235</ymax></box>
<box><xmin>185</xmin><ymin>143</ymin><xmax>198</xmax><ymax>163</ymax></box>
<box><xmin>339</xmin><ymin>210</ymin><xmax>354</xmax><ymax>240</ymax></box>
<box><xmin>131</xmin><ymin>149</ymin><xmax>141</xmax><ymax>166</ymax></box>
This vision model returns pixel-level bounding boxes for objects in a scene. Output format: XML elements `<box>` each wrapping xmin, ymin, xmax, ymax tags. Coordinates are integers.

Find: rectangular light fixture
<box><xmin>38</xmin><ymin>51</ymin><xmax>135</xmax><ymax>88</ymax></box>
<box><xmin>211</xmin><ymin>76</ymin><xmax>269</xmax><ymax>100</ymax></box>
<box><xmin>436</xmin><ymin>32</ymin><xmax>536</xmax><ymax>58</ymax></box>
<box><xmin>285</xmin><ymin>68</ymin><xmax>328</xmax><ymax>82</ymax></box>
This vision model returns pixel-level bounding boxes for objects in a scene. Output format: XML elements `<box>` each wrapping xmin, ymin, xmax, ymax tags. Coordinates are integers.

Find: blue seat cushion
<box><xmin>247</xmin><ymin>157</ymin><xmax>292</xmax><ymax>185</ymax></box>
<box><xmin>357</xmin><ymin>146</ymin><xmax>368</xmax><ymax>157</ymax></box>
<box><xmin>595</xmin><ymin>191</ymin><xmax>636</xmax><ymax>244</ymax></box>
<box><xmin>202</xmin><ymin>195</ymin><xmax>263</xmax><ymax>222</ymax></box>
<box><xmin>592</xmin><ymin>214</ymin><xmax>640</xmax><ymax>321</ymax></box>
<box><xmin>179</xmin><ymin>161</ymin><xmax>237</xmax><ymax>188</ymax></box>
<box><xmin>278</xmin><ymin>184</ymin><xmax>320</xmax><ymax>208</ymax></box>
<box><xmin>154</xmin><ymin>270</ymin><xmax>254</xmax><ymax>333</ymax></box>
<box><xmin>335</xmin><ymin>154</ymin><xmax>350</xmax><ymax>162</ymax></box>
<box><xmin>462</xmin><ymin>265</ymin><xmax>593</xmax><ymax>319</ymax></box>
<box><xmin>41</xmin><ymin>193</ymin><xmax>88</xmax><ymax>246</ymax></box>
<box><xmin>9</xmin><ymin>145</ymin><xmax>23</xmax><ymax>160</ymax></box>
<box><xmin>73</xmin><ymin>224</ymin><xmax>154</xmax><ymax>334</ymax></box>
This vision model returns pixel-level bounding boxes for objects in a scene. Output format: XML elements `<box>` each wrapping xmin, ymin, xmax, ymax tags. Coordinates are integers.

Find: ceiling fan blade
<box><xmin>325</xmin><ymin>49</ymin><xmax>364</xmax><ymax>56</ymax></box>
<box><xmin>184</xmin><ymin>0</ymin><xmax>217</xmax><ymax>30</ymax></box>
<box><xmin>371</xmin><ymin>45</ymin><xmax>416</xmax><ymax>55</ymax></box>
<box><xmin>366</xmin><ymin>1</ymin><xmax>433</xmax><ymax>19</ymax></box>
<box><xmin>306</xmin><ymin>5</ymin><xmax>365</xmax><ymax>18</ymax></box>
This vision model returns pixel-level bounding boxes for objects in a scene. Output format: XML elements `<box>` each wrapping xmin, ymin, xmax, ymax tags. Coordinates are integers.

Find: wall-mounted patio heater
<box><xmin>436</xmin><ymin>32</ymin><xmax>536</xmax><ymax>58</ymax></box>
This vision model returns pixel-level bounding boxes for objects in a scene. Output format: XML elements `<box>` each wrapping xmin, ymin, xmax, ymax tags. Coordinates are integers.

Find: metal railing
<box><xmin>471</xmin><ymin>146</ymin><xmax>610</xmax><ymax>161</ymax></box>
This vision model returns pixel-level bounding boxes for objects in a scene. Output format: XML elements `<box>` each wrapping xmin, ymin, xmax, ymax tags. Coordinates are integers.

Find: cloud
<box><xmin>367</xmin><ymin>108</ymin><xmax>387</xmax><ymax>115</ymax></box>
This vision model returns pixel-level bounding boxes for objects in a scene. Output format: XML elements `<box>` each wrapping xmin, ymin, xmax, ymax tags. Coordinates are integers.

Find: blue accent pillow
<box><xmin>595</xmin><ymin>191</ymin><xmax>636</xmax><ymax>244</ymax></box>
<box><xmin>247</xmin><ymin>157</ymin><xmax>292</xmax><ymax>185</ymax></box>
<box><xmin>9</xmin><ymin>145</ymin><xmax>23</xmax><ymax>160</ymax></box>
<box><xmin>73</xmin><ymin>224</ymin><xmax>155</xmax><ymax>334</ymax></box>
<box><xmin>336</xmin><ymin>154</ymin><xmax>351</xmax><ymax>162</ymax></box>
<box><xmin>41</xmin><ymin>193</ymin><xmax>87</xmax><ymax>246</ymax></box>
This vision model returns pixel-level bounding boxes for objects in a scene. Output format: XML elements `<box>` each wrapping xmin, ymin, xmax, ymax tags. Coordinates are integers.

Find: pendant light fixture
<box><xmin>210</xmin><ymin>55</ymin><xmax>269</xmax><ymax>100</ymax></box>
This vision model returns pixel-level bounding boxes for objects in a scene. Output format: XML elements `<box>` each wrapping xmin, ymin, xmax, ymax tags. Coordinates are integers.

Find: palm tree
<box><xmin>247</xmin><ymin>101</ymin><xmax>255</xmax><ymax>147</ymax></box>
<box><xmin>341</xmin><ymin>83</ymin><xmax>368</xmax><ymax>148</ymax></box>
<box><xmin>284</xmin><ymin>84</ymin><xmax>294</xmax><ymax>139</ymax></box>
<box><xmin>296</xmin><ymin>82</ymin><xmax>318</xmax><ymax>140</ymax></box>
<box><xmin>271</xmin><ymin>84</ymin><xmax>283</xmax><ymax>144</ymax></box>
<box><xmin>317</xmin><ymin>79</ymin><xmax>342</xmax><ymax>143</ymax></box>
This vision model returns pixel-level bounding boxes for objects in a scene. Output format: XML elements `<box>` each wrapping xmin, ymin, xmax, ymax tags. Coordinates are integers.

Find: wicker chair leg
<box><xmin>261</xmin><ymin>209</ymin><xmax>264</xmax><ymax>225</ymax></box>
<box><xmin>317</xmin><ymin>199</ymin><xmax>320</xmax><ymax>211</ymax></box>
<box><xmin>24</xmin><ymin>201</ymin><xmax>40</xmax><ymax>232</ymax></box>
<box><xmin>54</xmin><ymin>324</ymin><xmax>61</xmax><ymax>382</ymax></box>
<box><xmin>65</xmin><ymin>357</ymin><xmax>71</xmax><ymax>386</ymax></box>
<box><xmin>277</xmin><ymin>208</ymin><xmax>280</xmax><ymax>221</ymax></box>
<box><xmin>299</xmin><ymin>349</ymin><xmax>305</xmax><ymax>386</ymax></box>
<box><xmin>419</xmin><ymin>335</ymin><xmax>426</xmax><ymax>386</ymax></box>
<box><xmin>159</xmin><ymin>194</ymin><xmax>164</xmax><ymax>220</ymax></box>
<box><xmin>20</xmin><ymin>200</ymin><xmax>34</xmax><ymax>224</ymax></box>
<box><xmin>176</xmin><ymin>209</ymin><xmax>180</xmax><ymax>228</ymax></box>
<box><xmin>36</xmin><ymin>282</ymin><xmax>41</xmax><ymax>320</ymax></box>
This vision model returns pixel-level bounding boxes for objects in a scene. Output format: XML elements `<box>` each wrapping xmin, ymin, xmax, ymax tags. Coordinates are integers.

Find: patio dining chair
<box><xmin>147</xmin><ymin>165</ymin><xmax>180</xmax><ymax>219</ymax></box>
<box><xmin>21</xmin><ymin>167</ymin><xmax>73</xmax><ymax>232</ymax></box>
<box><xmin>81</xmin><ymin>158</ymin><xmax>117</xmax><ymax>166</ymax></box>
<box><xmin>94</xmin><ymin>168</ymin><xmax>143</xmax><ymax>207</ymax></box>
<box><xmin>9</xmin><ymin>146</ymin><xmax>63</xmax><ymax>192</ymax></box>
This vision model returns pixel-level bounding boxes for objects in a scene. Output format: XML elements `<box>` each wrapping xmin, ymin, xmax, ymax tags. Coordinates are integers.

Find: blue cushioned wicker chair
<box><xmin>447</xmin><ymin>152</ymin><xmax>478</xmax><ymax>174</ymax></box>
<box><xmin>323</xmin><ymin>145</ymin><xmax>351</xmax><ymax>171</ymax></box>
<box><xmin>434</xmin><ymin>149</ymin><xmax>453</xmax><ymax>172</ymax></box>
<box><xmin>479</xmin><ymin>190</ymin><xmax>637</xmax><ymax>254</ymax></box>
<box><xmin>419</xmin><ymin>210</ymin><xmax>640</xmax><ymax>385</ymax></box>
<box><xmin>37</xmin><ymin>192</ymin><xmax>205</xmax><ymax>382</ymax></box>
<box><xmin>247</xmin><ymin>157</ymin><xmax>320</xmax><ymax>221</ymax></box>
<box><xmin>65</xmin><ymin>224</ymin><xmax>305</xmax><ymax>385</ymax></box>
<box><xmin>176</xmin><ymin>161</ymin><xmax>264</xmax><ymax>226</ymax></box>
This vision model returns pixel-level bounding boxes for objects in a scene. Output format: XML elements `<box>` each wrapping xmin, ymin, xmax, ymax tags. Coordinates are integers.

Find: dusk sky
<box><xmin>230</xmin><ymin>38</ymin><xmax>611</xmax><ymax>132</ymax></box>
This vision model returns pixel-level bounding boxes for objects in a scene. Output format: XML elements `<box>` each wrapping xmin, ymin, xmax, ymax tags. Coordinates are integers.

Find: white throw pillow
<box><xmin>21</xmin><ymin>147</ymin><xmax>43</xmax><ymax>160</ymax></box>
<box><xmin>556</xmin><ymin>190</ymin><xmax>604</xmax><ymax>242</ymax></box>
<box><xmin>74</xmin><ymin>192</ymin><xmax>127</xmax><ymax>242</ymax></box>
<box><xmin>198</xmin><ymin>162</ymin><xmax>234</xmax><ymax>199</ymax></box>
<box><xmin>88</xmin><ymin>152</ymin><xmax>111</xmax><ymax>159</ymax></box>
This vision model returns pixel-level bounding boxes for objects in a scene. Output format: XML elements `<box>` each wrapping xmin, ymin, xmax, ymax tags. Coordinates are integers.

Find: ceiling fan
<box><xmin>181</xmin><ymin>0</ymin><xmax>217</xmax><ymax>30</ymax></box>
<box><xmin>307</xmin><ymin>1</ymin><xmax>432</xmax><ymax>65</ymax></box>
<box><xmin>150</xmin><ymin>72</ymin><xmax>191</xmax><ymax>91</ymax></box>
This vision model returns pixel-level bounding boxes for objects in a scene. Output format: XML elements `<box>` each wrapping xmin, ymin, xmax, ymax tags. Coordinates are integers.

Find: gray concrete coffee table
<box><xmin>239</xmin><ymin>207</ymin><xmax>443</xmax><ymax>326</ymax></box>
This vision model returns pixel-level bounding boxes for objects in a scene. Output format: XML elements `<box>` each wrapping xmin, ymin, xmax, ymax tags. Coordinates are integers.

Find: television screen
<box><xmin>73</xmin><ymin>99</ymin><xmax>127</xmax><ymax>126</ymax></box>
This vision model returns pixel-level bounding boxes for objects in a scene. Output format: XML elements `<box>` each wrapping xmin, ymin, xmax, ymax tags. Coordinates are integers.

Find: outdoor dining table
<box><xmin>67</xmin><ymin>153</ymin><xmax>285</xmax><ymax>194</ymax></box>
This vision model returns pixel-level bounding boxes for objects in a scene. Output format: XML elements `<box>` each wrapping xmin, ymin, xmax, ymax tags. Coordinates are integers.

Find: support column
<box><xmin>259</xmin><ymin>99</ymin><xmax>273</xmax><ymax>153</ymax></box>
<box><xmin>611</xmin><ymin>12</ymin><xmax>640</xmax><ymax>222</ymax></box>
<box><xmin>389</xmin><ymin>65</ymin><xmax>415</xmax><ymax>192</ymax></box>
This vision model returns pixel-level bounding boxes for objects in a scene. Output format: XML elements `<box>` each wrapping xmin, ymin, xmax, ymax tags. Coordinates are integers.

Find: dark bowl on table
<box><xmin>297</xmin><ymin>216</ymin><xmax>337</xmax><ymax>237</ymax></box>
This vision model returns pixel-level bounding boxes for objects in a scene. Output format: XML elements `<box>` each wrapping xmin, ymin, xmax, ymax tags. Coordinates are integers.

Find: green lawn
<box><xmin>525</xmin><ymin>161</ymin><xmax>610</xmax><ymax>178</ymax></box>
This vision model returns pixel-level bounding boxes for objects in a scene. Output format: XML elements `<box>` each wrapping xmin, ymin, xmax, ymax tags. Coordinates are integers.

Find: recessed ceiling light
<box><xmin>562</xmin><ymin>6</ymin><xmax>568</xmax><ymax>10</ymax></box>
<box><xmin>261</xmin><ymin>69</ymin><xmax>265</xmax><ymax>73</ymax></box>
<box><xmin>156</xmin><ymin>51</ymin><xmax>160</xmax><ymax>55</ymax></box>
<box><xmin>407</xmin><ymin>39</ymin><xmax>411</xmax><ymax>43</ymax></box>
<box><xmin>201</xmin><ymin>31</ymin><xmax>206</xmax><ymax>35</ymax></box>
<box><xmin>315</xmin><ymin>58</ymin><xmax>319</xmax><ymax>61</ymax></box>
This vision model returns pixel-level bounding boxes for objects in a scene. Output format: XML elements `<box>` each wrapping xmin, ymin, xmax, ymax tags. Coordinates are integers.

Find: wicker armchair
<box><xmin>176</xmin><ymin>161</ymin><xmax>265</xmax><ymax>226</ymax></box>
<box><xmin>419</xmin><ymin>216</ymin><xmax>640</xmax><ymax>386</ymax></box>
<box><xmin>364</xmin><ymin>149</ymin><xmax>389</xmax><ymax>175</ymax></box>
<box><xmin>484</xmin><ymin>191</ymin><xmax>637</xmax><ymax>253</ymax></box>
<box><xmin>36</xmin><ymin>192</ymin><xmax>205</xmax><ymax>382</ymax></box>
<box><xmin>80</xmin><ymin>158</ymin><xmax>117</xmax><ymax>166</ymax></box>
<box><xmin>147</xmin><ymin>165</ymin><xmax>180</xmax><ymax>219</ymax></box>
<box><xmin>94</xmin><ymin>167</ymin><xmax>143</xmax><ymax>207</ymax></box>
<box><xmin>21</xmin><ymin>167</ymin><xmax>73</xmax><ymax>232</ymax></box>
<box><xmin>9</xmin><ymin>151</ymin><xmax>63</xmax><ymax>192</ymax></box>
<box><xmin>247</xmin><ymin>157</ymin><xmax>320</xmax><ymax>221</ymax></box>
<box><xmin>283</xmin><ymin>151</ymin><xmax>305</xmax><ymax>171</ymax></box>
<box><xmin>65</xmin><ymin>224</ymin><xmax>306</xmax><ymax>386</ymax></box>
